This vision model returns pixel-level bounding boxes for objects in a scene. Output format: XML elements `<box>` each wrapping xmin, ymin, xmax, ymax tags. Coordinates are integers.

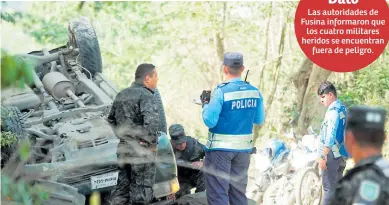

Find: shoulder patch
<box><xmin>359</xmin><ymin>180</ymin><xmax>380</xmax><ymax>202</ymax></box>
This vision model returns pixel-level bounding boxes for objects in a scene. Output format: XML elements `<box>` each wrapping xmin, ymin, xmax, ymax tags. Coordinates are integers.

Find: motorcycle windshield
<box><xmin>155</xmin><ymin>131</ymin><xmax>178</xmax><ymax>183</ymax></box>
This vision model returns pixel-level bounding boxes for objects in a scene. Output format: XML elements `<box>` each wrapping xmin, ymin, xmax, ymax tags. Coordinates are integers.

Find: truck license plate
<box><xmin>91</xmin><ymin>172</ymin><xmax>119</xmax><ymax>189</ymax></box>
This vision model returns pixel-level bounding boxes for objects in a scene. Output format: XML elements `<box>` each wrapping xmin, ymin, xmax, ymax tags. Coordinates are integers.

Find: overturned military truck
<box><xmin>1</xmin><ymin>17</ymin><xmax>178</xmax><ymax>205</ymax></box>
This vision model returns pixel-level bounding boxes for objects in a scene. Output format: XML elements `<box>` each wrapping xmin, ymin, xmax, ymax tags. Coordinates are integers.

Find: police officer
<box><xmin>106</xmin><ymin>63</ymin><xmax>161</xmax><ymax>205</ymax></box>
<box><xmin>168</xmin><ymin>124</ymin><xmax>206</xmax><ymax>199</ymax></box>
<box><xmin>200</xmin><ymin>52</ymin><xmax>265</xmax><ymax>205</ymax></box>
<box><xmin>328</xmin><ymin>106</ymin><xmax>389</xmax><ymax>205</ymax></box>
<box><xmin>316</xmin><ymin>81</ymin><xmax>348</xmax><ymax>205</ymax></box>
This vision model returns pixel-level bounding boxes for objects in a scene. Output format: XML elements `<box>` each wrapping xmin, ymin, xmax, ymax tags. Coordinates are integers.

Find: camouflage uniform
<box><xmin>328</xmin><ymin>155</ymin><xmax>389</xmax><ymax>205</ymax></box>
<box><xmin>107</xmin><ymin>81</ymin><xmax>160</xmax><ymax>205</ymax></box>
<box><xmin>169</xmin><ymin>124</ymin><xmax>206</xmax><ymax>199</ymax></box>
<box><xmin>328</xmin><ymin>106</ymin><xmax>389</xmax><ymax>205</ymax></box>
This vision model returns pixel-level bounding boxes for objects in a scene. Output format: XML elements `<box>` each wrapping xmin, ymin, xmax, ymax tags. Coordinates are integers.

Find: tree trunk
<box><xmin>215</xmin><ymin>32</ymin><xmax>224</xmax><ymax>85</ymax></box>
<box><xmin>265</xmin><ymin>14</ymin><xmax>287</xmax><ymax>114</ymax></box>
<box><xmin>296</xmin><ymin>65</ymin><xmax>332</xmax><ymax>134</ymax></box>
<box><xmin>258</xmin><ymin>2</ymin><xmax>273</xmax><ymax>91</ymax></box>
<box><xmin>78</xmin><ymin>1</ymin><xmax>86</xmax><ymax>11</ymax></box>
<box><xmin>292</xmin><ymin>58</ymin><xmax>313</xmax><ymax>114</ymax></box>
<box><xmin>253</xmin><ymin>3</ymin><xmax>273</xmax><ymax>146</ymax></box>
<box><xmin>214</xmin><ymin>2</ymin><xmax>227</xmax><ymax>86</ymax></box>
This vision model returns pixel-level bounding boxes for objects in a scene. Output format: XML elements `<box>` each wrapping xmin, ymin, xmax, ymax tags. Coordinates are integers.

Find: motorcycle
<box><xmin>291</xmin><ymin>126</ymin><xmax>323</xmax><ymax>205</ymax></box>
<box><xmin>247</xmin><ymin>143</ymin><xmax>291</xmax><ymax>204</ymax></box>
<box><xmin>261</xmin><ymin>122</ymin><xmax>323</xmax><ymax>205</ymax></box>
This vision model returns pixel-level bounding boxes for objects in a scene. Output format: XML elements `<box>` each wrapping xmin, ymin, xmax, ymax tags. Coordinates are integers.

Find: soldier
<box><xmin>329</xmin><ymin>106</ymin><xmax>389</xmax><ymax>205</ymax></box>
<box><xmin>106</xmin><ymin>63</ymin><xmax>161</xmax><ymax>205</ymax></box>
<box><xmin>168</xmin><ymin>124</ymin><xmax>206</xmax><ymax>199</ymax></box>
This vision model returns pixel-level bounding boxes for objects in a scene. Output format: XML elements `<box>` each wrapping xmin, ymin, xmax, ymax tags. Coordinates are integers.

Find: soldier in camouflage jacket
<box><xmin>328</xmin><ymin>106</ymin><xmax>389</xmax><ymax>205</ymax></box>
<box><xmin>107</xmin><ymin>63</ymin><xmax>161</xmax><ymax>205</ymax></box>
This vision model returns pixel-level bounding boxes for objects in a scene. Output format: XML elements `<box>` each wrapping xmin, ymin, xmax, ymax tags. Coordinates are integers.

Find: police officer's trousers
<box><xmin>322</xmin><ymin>151</ymin><xmax>346</xmax><ymax>205</ymax></box>
<box><xmin>204</xmin><ymin>151</ymin><xmax>251</xmax><ymax>205</ymax></box>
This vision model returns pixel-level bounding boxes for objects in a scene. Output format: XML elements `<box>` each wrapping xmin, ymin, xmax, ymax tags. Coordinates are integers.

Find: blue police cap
<box><xmin>223</xmin><ymin>52</ymin><xmax>243</xmax><ymax>67</ymax></box>
<box><xmin>346</xmin><ymin>106</ymin><xmax>387</xmax><ymax>130</ymax></box>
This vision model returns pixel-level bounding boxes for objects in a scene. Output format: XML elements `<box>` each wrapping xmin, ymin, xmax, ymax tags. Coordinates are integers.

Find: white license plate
<box><xmin>91</xmin><ymin>171</ymin><xmax>119</xmax><ymax>189</ymax></box>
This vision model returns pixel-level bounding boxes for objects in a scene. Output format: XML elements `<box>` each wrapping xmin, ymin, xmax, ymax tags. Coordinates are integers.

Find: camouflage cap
<box><xmin>169</xmin><ymin>124</ymin><xmax>187</xmax><ymax>145</ymax></box>
<box><xmin>346</xmin><ymin>106</ymin><xmax>387</xmax><ymax>130</ymax></box>
<box><xmin>223</xmin><ymin>52</ymin><xmax>243</xmax><ymax>67</ymax></box>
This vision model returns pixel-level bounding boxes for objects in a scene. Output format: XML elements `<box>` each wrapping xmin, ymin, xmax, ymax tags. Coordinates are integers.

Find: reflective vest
<box><xmin>206</xmin><ymin>81</ymin><xmax>260</xmax><ymax>152</ymax></box>
<box><xmin>320</xmin><ymin>100</ymin><xmax>349</xmax><ymax>159</ymax></box>
<box><xmin>334</xmin><ymin>104</ymin><xmax>349</xmax><ymax>158</ymax></box>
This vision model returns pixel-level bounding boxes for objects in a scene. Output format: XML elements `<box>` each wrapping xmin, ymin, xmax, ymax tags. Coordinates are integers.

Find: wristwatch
<box><xmin>320</xmin><ymin>154</ymin><xmax>326</xmax><ymax>160</ymax></box>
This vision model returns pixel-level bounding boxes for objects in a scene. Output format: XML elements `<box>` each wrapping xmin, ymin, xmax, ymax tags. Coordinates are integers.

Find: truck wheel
<box><xmin>154</xmin><ymin>89</ymin><xmax>167</xmax><ymax>134</ymax></box>
<box><xmin>1</xmin><ymin>106</ymin><xmax>26</xmax><ymax>135</ymax></box>
<box><xmin>295</xmin><ymin>167</ymin><xmax>322</xmax><ymax>205</ymax></box>
<box><xmin>1</xmin><ymin>106</ymin><xmax>26</xmax><ymax>167</ymax></box>
<box><xmin>68</xmin><ymin>17</ymin><xmax>102</xmax><ymax>76</ymax></box>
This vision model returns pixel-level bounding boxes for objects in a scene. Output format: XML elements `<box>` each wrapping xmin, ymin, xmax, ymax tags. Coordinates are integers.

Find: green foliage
<box><xmin>0</xmin><ymin>132</ymin><xmax>17</xmax><ymax>147</ymax></box>
<box><xmin>18</xmin><ymin>140</ymin><xmax>31</xmax><ymax>161</ymax></box>
<box><xmin>9</xmin><ymin>1</ymin><xmax>299</xmax><ymax>90</ymax></box>
<box><xmin>1</xmin><ymin>12</ymin><xmax>16</xmax><ymax>24</ymax></box>
<box><xmin>1</xmin><ymin>139</ymin><xmax>45</xmax><ymax>205</ymax></box>
<box><xmin>29</xmin><ymin>22</ymin><xmax>68</xmax><ymax>46</ymax></box>
<box><xmin>1</xmin><ymin>49</ymin><xmax>34</xmax><ymax>89</ymax></box>
<box><xmin>1</xmin><ymin>175</ymin><xmax>49</xmax><ymax>205</ymax></box>
<box><xmin>7</xmin><ymin>12</ymin><xmax>69</xmax><ymax>46</ymax></box>
<box><xmin>337</xmin><ymin>55</ymin><xmax>389</xmax><ymax>109</ymax></box>
<box><xmin>1</xmin><ymin>48</ymin><xmax>40</xmax><ymax>204</ymax></box>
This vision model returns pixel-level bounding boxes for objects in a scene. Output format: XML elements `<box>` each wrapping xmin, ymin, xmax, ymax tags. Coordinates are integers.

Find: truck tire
<box><xmin>1</xmin><ymin>106</ymin><xmax>26</xmax><ymax>136</ymax></box>
<box><xmin>154</xmin><ymin>89</ymin><xmax>167</xmax><ymax>134</ymax></box>
<box><xmin>68</xmin><ymin>17</ymin><xmax>102</xmax><ymax>76</ymax></box>
<box><xmin>1</xmin><ymin>106</ymin><xmax>26</xmax><ymax>167</ymax></box>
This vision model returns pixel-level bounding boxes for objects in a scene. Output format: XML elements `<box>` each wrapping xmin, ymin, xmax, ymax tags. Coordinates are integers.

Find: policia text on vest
<box><xmin>226</xmin><ymin>90</ymin><xmax>259</xmax><ymax>110</ymax></box>
<box><xmin>231</xmin><ymin>99</ymin><xmax>257</xmax><ymax>110</ymax></box>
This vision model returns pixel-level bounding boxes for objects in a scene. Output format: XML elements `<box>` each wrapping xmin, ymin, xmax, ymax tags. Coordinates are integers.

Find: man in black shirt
<box><xmin>169</xmin><ymin>124</ymin><xmax>206</xmax><ymax>199</ymax></box>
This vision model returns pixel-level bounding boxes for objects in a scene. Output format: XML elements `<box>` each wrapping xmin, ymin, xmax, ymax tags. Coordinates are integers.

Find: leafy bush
<box><xmin>0</xmin><ymin>132</ymin><xmax>18</xmax><ymax>147</ymax></box>
<box><xmin>1</xmin><ymin>49</ymin><xmax>34</xmax><ymax>89</ymax></box>
<box><xmin>1</xmin><ymin>175</ymin><xmax>49</xmax><ymax>205</ymax></box>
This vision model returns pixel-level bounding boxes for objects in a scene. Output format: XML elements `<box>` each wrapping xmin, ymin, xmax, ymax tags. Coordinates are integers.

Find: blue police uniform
<box><xmin>202</xmin><ymin>52</ymin><xmax>265</xmax><ymax>205</ymax></box>
<box><xmin>318</xmin><ymin>99</ymin><xmax>348</xmax><ymax>205</ymax></box>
